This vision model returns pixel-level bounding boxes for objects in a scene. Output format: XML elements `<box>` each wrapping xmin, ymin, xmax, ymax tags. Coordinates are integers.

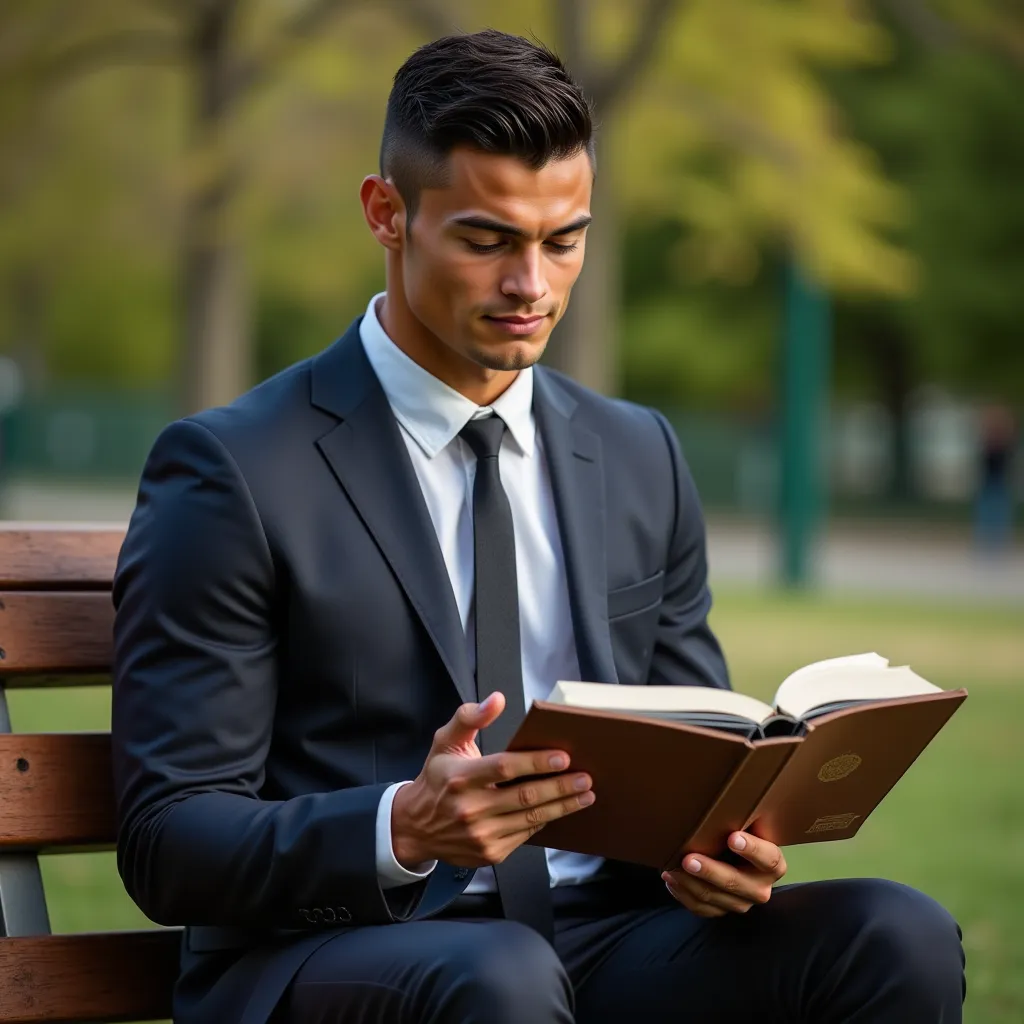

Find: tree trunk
<box><xmin>548</xmin><ymin>2</ymin><xmax>619</xmax><ymax>393</ymax></box>
<box><xmin>11</xmin><ymin>265</ymin><xmax>48</xmax><ymax>392</ymax></box>
<box><xmin>183</xmin><ymin>233</ymin><xmax>248</xmax><ymax>413</ymax></box>
<box><xmin>864</xmin><ymin>320</ymin><xmax>915</xmax><ymax>501</ymax></box>
<box><xmin>546</xmin><ymin>148</ymin><xmax>619</xmax><ymax>395</ymax></box>
<box><xmin>180</xmin><ymin>2</ymin><xmax>249</xmax><ymax>414</ymax></box>
<box><xmin>548</xmin><ymin>0</ymin><xmax>674</xmax><ymax>395</ymax></box>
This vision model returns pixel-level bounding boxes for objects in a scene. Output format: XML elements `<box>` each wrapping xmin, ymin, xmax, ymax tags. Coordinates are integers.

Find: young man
<box><xmin>112</xmin><ymin>29</ymin><xmax>965</xmax><ymax>1024</ymax></box>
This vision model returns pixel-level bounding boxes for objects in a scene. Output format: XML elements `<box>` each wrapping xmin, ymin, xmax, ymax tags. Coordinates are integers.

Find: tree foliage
<box><xmin>1</xmin><ymin>0</ymin><xmax>1019</xmax><ymax>416</ymax></box>
<box><xmin>832</xmin><ymin>2</ymin><xmax>1024</xmax><ymax>410</ymax></box>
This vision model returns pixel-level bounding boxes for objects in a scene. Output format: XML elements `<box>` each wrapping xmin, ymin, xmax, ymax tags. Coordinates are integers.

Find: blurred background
<box><xmin>0</xmin><ymin>1</ymin><xmax>1021</xmax><ymax>1021</ymax></box>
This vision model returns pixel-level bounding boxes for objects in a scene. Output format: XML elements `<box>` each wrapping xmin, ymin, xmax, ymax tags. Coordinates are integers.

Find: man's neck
<box><xmin>376</xmin><ymin>294</ymin><xmax>519</xmax><ymax>408</ymax></box>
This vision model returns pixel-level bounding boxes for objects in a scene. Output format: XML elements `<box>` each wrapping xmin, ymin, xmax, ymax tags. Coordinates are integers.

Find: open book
<box><xmin>545</xmin><ymin>653</ymin><xmax>944</xmax><ymax>738</ymax></box>
<box><xmin>507</xmin><ymin>654</ymin><xmax>966</xmax><ymax>869</ymax></box>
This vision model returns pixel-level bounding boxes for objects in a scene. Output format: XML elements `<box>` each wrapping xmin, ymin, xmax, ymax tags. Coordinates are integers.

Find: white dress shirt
<box><xmin>360</xmin><ymin>293</ymin><xmax>605</xmax><ymax>893</ymax></box>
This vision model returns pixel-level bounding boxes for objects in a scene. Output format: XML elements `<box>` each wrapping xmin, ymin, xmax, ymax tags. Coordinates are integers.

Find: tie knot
<box><xmin>459</xmin><ymin>415</ymin><xmax>506</xmax><ymax>460</ymax></box>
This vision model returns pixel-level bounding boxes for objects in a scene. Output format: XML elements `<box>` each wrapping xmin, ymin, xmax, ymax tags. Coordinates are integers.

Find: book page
<box><xmin>547</xmin><ymin>681</ymin><xmax>776</xmax><ymax>724</ymax></box>
<box><xmin>774</xmin><ymin>660</ymin><xmax>942</xmax><ymax>720</ymax></box>
<box><xmin>775</xmin><ymin>652</ymin><xmax>891</xmax><ymax>691</ymax></box>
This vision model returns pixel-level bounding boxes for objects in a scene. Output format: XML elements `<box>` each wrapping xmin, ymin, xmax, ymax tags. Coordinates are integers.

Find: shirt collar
<box><xmin>358</xmin><ymin>292</ymin><xmax>535</xmax><ymax>460</ymax></box>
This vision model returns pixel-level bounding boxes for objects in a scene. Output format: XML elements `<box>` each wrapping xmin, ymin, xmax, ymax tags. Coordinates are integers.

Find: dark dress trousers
<box><xmin>111</xmin><ymin>317</ymin><xmax>727</xmax><ymax>1023</ymax></box>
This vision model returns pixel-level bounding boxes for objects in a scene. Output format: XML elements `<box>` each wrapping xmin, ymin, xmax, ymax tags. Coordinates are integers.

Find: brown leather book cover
<box><xmin>507</xmin><ymin>689</ymin><xmax>966</xmax><ymax>870</ymax></box>
<box><xmin>741</xmin><ymin>690</ymin><xmax>966</xmax><ymax>847</ymax></box>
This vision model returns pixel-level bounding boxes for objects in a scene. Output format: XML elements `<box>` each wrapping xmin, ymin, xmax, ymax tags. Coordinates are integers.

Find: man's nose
<box><xmin>501</xmin><ymin>248</ymin><xmax>548</xmax><ymax>305</ymax></box>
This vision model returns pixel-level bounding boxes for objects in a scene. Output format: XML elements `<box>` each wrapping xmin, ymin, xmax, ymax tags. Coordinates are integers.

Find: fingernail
<box><xmin>685</xmin><ymin>858</ymin><xmax>701</xmax><ymax>874</ymax></box>
<box><xmin>578</xmin><ymin>791</ymin><xmax>595</xmax><ymax>806</ymax></box>
<box><xmin>730</xmin><ymin>834</ymin><xmax>747</xmax><ymax>851</ymax></box>
<box><xmin>549</xmin><ymin>754</ymin><xmax>568</xmax><ymax>770</ymax></box>
<box><xmin>573</xmin><ymin>775</ymin><xmax>589</xmax><ymax>790</ymax></box>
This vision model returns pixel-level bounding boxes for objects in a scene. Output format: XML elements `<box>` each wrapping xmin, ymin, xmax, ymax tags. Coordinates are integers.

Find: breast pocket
<box><xmin>607</xmin><ymin>571</ymin><xmax>664</xmax><ymax>684</ymax></box>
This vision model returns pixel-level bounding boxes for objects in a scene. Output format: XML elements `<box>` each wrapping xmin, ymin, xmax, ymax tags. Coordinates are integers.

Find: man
<box><xmin>112</xmin><ymin>29</ymin><xmax>965</xmax><ymax>1024</ymax></box>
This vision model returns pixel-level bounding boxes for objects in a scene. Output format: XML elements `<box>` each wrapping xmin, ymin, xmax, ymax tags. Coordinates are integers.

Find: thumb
<box><xmin>436</xmin><ymin>692</ymin><xmax>505</xmax><ymax>750</ymax></box>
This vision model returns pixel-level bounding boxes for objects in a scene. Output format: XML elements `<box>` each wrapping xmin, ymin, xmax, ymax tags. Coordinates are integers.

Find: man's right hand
<box><xmin>390</xmin><ymin>692</ymin><xmax>595</xmax><ymax>870</ymax></box>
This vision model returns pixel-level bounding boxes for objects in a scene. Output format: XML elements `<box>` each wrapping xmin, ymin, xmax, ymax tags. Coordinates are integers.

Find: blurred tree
<box><xmin>415</xmin><ymin>0</ymin><xmax>911</xmax><ymax>395</ymax></box>
<box><xmin>0</xmin><ymin>1</ymin><xmax>928</xmax><ymax>411</ymax></box>
<box><xmin>0</xmin><ymin>8</ymin><xmax>179</xmax><ymax>392</ymax></box>
<box><xmin>619</xmin><ymin>216</ymin><xmax>780</xmax><ymax>410</ymax></box>
<box><xmin>829</xmin><ymin>1</ymin><xmax>1024</xmax><ymax>497</ymax></box>
<box><xmin>1</xmin><ymin>0</ymin><xmax>384</xmax><ymax>412</ymax></box>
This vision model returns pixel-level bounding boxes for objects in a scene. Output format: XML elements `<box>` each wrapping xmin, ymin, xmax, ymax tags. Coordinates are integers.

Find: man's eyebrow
<box><xmin>549</xmin><ymin>215</ymin><xmax>593</xmax><ymax>236</ymax></box>
<box><xmin>450</xmin><ymin>214</ymin><xmax>593</xmax><ymax>238</ymax></box>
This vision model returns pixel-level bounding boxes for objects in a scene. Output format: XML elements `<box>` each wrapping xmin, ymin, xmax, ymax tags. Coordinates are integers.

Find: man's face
<box><xmin>398</xmin><ymin>147</ymin><xmax>592</xmax><ymax>373</ymax></box>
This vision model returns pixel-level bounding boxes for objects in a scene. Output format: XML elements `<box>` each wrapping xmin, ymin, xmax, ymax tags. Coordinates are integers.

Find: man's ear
<box><xmin>360</xmin><ymin>174</ymin><xmax>406</xmax><ymax>251</ymax></box>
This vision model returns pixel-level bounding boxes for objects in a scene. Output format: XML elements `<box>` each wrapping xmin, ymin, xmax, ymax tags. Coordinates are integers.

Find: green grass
<box><xmin>7</xmin><ymin>589</ymin><xmax>1023</xmax><ymax>1022</ymax></box>
<box><xmin>710</xmin><ymin>590</ymin><xmax>1024</xmax><ymax>1023</ymax></box>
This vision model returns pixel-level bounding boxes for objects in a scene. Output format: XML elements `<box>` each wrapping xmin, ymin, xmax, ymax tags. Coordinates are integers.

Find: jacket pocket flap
<box><xmin>607</xmin><ymin>571</ymin><xmax>665</xmax><ymax>619</ymax></box>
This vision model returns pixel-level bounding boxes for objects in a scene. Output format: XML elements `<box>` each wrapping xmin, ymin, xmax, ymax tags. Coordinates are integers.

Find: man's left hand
<box><xmin>662</xmin><ymin>832</ymin><xmax>787</xmax><ymax>918</ymax></box>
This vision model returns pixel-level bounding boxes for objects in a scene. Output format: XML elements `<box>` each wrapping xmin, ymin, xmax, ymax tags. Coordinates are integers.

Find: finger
<box><xmin>663</xmin><ymin>871</ymin><xmax>755</xmax><ymax>915</ymax></box>
<box><xmin>726</xmin><ymin>832</ymin><xmax>787</xmax><ymax>880</ymax></box>
<box><xmin>677</xmin><ymin>854</ymin><xmax>772</xmax><ymax>907</ymax></box>
<box><xmin>432</xmin><ymin>693</ymin><xmax>505</xmax><ymax>752</ymax></box>
<box><xmin>494</xmin><ymin>788</ymin><xmax>596</xmax><ymax>838</ymax></box>
<box><xmin>487</xmin><ymin>771</ymin><xmax>592</xmax><ymax>815</ymax></box>
<box><xmin>662</xmin><ymin>873</ymin><xmax>727</xmax><ymax>917</ymax></box>
<box><xmin>467</xmin><ymin>747</ymin><xmax>572</xmax><ymax>786</ymax></box>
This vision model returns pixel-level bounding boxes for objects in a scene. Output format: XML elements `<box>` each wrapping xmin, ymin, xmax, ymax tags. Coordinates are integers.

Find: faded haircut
<box><xmin>380</xmin><ymin>29</ymin><xmax>595</xmax><ymax>220</ymax></box>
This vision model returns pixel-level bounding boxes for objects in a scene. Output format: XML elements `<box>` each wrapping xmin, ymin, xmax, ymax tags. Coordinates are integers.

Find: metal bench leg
<box><xmin>0</xmin><ymin>685</ymin><xmax>52</xmax><ymax>938</ymax></box>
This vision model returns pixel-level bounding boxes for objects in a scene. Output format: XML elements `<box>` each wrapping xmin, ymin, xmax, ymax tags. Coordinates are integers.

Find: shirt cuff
<box><xmin>376</xmin><ymin>781</ymin><xmax>438</xmax><ymax>890</ymax></box>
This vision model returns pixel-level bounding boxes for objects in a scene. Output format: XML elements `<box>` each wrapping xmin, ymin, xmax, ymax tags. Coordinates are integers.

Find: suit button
<box><xmin>453</xmin><ymin>867</ymin><xmax>469</xmax><ymax>881</ymax></box>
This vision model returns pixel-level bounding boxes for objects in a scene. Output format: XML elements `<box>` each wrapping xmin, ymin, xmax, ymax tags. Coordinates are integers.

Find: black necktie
<box><xmin>459</xmin><ymin>415</ymin><xmax>554</xmax><ymax>941</ymax></box>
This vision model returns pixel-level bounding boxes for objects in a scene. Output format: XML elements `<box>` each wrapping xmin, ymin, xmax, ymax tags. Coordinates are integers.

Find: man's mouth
<box><xmin>483</xmin><ymin>314</ymin><xmax>547</xmax><ymax>336</ymax></box>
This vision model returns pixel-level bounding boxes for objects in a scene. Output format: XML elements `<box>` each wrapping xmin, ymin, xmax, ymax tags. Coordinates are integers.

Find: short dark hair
<box><xmin>380</xmin><ymin>29</ymin><xmax>595</xmax><ymax>218</ymax></box>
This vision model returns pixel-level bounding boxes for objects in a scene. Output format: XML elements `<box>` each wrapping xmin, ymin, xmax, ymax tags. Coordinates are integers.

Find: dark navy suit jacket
<box><xmin>111</xmin><ymin>318</ymin><xmax>729</xmax><ymax>1024</ymax></box>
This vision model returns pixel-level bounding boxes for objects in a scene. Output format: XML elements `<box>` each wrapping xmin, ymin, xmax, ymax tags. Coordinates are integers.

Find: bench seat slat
<box><xmin>0</xmin><ymin>593</ymin><xmax>113</xmax><ymax>676</ymax></box>
<box><xmin>0</xmin><ymin>931</ymin><xmax>179</xmax><ymax>1023</ymax></box>
<box><xmin>0</xmin><ymin>735</ymin><xmax>116</xmax><ymax>851</ymax></box>
<box><xmin>0</xmin><ymin>528</ymin><xmax>124</xmax><ymax>590</ymax></box>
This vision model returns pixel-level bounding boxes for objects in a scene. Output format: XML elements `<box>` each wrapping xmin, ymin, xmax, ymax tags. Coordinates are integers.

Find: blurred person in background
<box><xmin>110</xmin><ymin>29</ymin><xmax>965</xmax><ymax>1024</ymax></box>
<box><xmin>974</xmin><ymin>403</ymin><xmax>1017</xmax><ymax>554</ymax></box>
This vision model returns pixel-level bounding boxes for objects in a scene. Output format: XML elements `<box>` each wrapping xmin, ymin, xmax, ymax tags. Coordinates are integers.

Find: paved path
<box><xmin>3</xmin><ymin>481</ymin><xmax>1022</xmax><ymax>606</ymax></box>
<box><xmin>705</xmin><ymin>519</ymin><xmax>1024</xmax><ymax>606</ymax></box>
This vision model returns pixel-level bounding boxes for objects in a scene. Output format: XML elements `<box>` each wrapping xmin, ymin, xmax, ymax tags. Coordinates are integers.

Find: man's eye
<box><xmin>466</xmin><ymin>240</ymin><xmax>505</xmax><ymax>253</ymax></box>
<box><xmin>546</xmin><ymin>240</ymin><xmax>579</xmax><ymax>254</ymax></box>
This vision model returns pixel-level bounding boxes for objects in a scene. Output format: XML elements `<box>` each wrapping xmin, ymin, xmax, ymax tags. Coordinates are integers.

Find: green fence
<box><xmin>0</xmin><ymin>393</ymin><xmax>983</xmax><ymax>525</ymax></box>
<box><xmin>1</xmin><ymin>393</ymin><xmax>175</xmax><ymax>482</ymax></box>
<box><xmin>0</xmin><ymin>395</ymin><xmax>768</xmax><ymax>503</ymax></box>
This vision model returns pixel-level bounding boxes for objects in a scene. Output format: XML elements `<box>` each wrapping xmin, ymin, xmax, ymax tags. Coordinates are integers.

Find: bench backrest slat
<box><xmin>0</xmin><ymin>529</ymin><xmax>124</xmax><ymax>590</ymax></box>
<box><xmin>0</xmin><ymin>593</ymin><xmax>113</xmax><ymax>676</ymax></box>
<box><xmin>0</xmin><ymin>735</ymin><xmax>116</xmax><ymax>851</ymax></box>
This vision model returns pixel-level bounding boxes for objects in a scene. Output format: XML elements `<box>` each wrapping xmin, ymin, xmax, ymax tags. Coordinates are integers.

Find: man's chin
<box><xmin>468</xmin><ymin>338</ymin><xmax>547</xmax><ymax>373</ymax></box>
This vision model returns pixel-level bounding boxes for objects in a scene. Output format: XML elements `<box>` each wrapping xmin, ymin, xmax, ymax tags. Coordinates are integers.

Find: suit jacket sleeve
<box><xmin>112</xmin><ymin>418</ymin><xmax>414</xmax><ymax>929</ymax></box>
<box><xmin>646</xmin><ymin>409</ymin><xmax>731</xmax><ymax>691</ymax></box>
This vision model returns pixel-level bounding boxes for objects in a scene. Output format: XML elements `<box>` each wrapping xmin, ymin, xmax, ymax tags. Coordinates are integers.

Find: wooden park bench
<box><xmin>0</xmin><ymin>524</ymin><xmax>179</xmax><ymax>1023</ymax></box>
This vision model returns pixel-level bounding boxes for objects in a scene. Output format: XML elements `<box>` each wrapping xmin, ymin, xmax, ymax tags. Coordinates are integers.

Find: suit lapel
<box><xmin>311</xmin><ymin>324</ymin><xmax>475</xmax><ymax>705</ymax></box>
<box><xmin>534</xmin><ymin>370</ymin><xmax>619</xmax><ymax>685</ymax></box>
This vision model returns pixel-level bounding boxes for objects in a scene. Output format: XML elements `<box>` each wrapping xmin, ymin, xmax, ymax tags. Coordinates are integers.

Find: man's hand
<box><xmin>662</xmin><ymin>832</ymin><xmax>787</xmax><ymax>918</ymax></box>
<box><xmin>390</xmin><ymin>692</ymin><xmax>595</xmax><ymax>869</ymax></box>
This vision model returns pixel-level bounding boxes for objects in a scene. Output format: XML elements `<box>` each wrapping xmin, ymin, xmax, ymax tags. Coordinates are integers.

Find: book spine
<box><xmin>666</xmin><ymin>740</ymin><xmax>799</xmax><ymax>867</ymax></box>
